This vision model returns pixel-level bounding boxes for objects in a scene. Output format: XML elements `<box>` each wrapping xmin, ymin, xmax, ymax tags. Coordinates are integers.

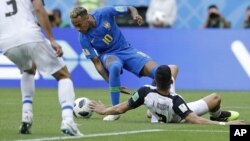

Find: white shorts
<box><xmin>187</xmin><ymin>99</ymin><xmax>209</xmax><ymax>116</ymax></box>
<box><xmin>4</xmin><ymin>41</ymin><xmax>65</xmax><ymax>76</ymax></box>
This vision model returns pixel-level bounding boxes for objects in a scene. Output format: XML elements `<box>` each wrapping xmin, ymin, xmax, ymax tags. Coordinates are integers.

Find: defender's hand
<box><xmin>50</xmin><ymin>40</ymin><xmax>63</xmax><ymax>57</ymax></box>
<box><xmin>89</xmin><ymin>100</ymin><xmax>106</xmax><ymax>115</ymax></box>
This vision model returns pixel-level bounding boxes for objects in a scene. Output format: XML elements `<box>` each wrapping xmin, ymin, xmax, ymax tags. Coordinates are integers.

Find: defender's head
<box><xmin>154</xmin><ymin>65</ymin><xmax>172</xmax><ymax>90</ymax></box>
<box><xmin>70</xmin><ymin>7</ymin><xmax>91</xmax><ymax>34</ymax></box>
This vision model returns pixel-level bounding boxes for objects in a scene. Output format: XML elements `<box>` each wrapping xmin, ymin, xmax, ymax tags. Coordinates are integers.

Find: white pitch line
<box><xmin>15</xmin><ymin>129</ymin><xmax>228</xmax><ymax>141</ymax></box>
<box><xmin>15</xmin><ymin>129</ymin><xmax>164</xmax><ymax>141</ymax></box>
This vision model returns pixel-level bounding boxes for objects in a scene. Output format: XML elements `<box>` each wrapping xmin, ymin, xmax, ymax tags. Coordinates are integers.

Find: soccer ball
<box><xmin>73</xmin><ymin>97</ymin><xmax>93</xmax><ymax>119</ymax></box>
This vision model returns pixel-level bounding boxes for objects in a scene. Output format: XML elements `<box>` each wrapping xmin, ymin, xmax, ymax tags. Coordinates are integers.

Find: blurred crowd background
<box><xmin>44</xmin><ymin>0</ymin><xmax>250</xmax><ymax>29</ymax></box>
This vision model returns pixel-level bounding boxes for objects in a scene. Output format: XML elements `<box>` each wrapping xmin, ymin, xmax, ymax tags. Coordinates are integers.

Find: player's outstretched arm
<box><xmin>89</xmin><ymin>101</ymin><xmax>130</xmax><ymax>115</ymax></box>
<box><xmin>185</xmin><ymin>112</ymin><xmax>245</xmax><ymax>125</ymax></box>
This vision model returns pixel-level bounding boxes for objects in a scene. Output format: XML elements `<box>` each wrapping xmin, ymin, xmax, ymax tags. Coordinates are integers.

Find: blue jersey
<box><xmin>80</xmin><ymin>6</ymin><xmax>131</xmax><ymax>59</ymax></box>
<box><xmin>79</xmin><ymin>6</ymin><xmax>153</xmax><ymax>77</ymax></box>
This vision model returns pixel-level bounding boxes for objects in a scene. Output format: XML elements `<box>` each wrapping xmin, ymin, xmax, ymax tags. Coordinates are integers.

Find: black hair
<box><xmin>53</xmin><ymin>9</ymin><xmax>61</xmax><ymax>17</ymax></box>
<box><xmin>155</xmin><ymin>65</ymin><xmax>172</xmax><ymax>89</ymax></box>
<box><xmin>208</xmin><ymin>4</ymin><xmax>218</xmax><ymax>10</ymax></box>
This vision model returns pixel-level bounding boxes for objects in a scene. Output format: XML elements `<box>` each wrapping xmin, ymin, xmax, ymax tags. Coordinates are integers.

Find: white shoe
<box><xmin>61</xmin><ymin>120</ymin><xmax>83</xmax><ymax>136</ymax></box>
<box><xmin>103</xmin><ymin>115</ymin><xmax>120</xmax><ymax>121</ymax></box>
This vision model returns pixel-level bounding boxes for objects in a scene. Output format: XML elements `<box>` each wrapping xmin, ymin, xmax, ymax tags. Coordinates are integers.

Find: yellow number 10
<box><xmin>102</xmin><ymin>34</ymin><xmax>113</xmax><ymax>45</ymax></box>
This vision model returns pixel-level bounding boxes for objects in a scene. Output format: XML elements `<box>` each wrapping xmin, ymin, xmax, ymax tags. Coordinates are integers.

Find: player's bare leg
<box><xmin>203</xmin><ymin>93</ymin><xmax>240</xmax><ymax>122</ymax></box>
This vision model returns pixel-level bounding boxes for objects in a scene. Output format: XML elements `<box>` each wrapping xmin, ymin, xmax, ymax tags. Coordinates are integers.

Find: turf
<box><xmin>0</xmin><ymin>88</ymin><xmax>249</xmax><ymax>141</ymax></box>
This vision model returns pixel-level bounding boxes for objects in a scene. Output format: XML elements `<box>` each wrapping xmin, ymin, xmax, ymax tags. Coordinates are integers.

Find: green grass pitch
<box><xmin>0</xmin><ymin>88</ymin><xmax>249</xmax><ymax>141</ymax></box>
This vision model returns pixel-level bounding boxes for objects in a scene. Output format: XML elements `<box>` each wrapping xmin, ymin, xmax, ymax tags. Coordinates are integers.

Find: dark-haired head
<box><xmin>208</xmin><ymin>4</ymin><xmax>218</xmax><ymax>10</ymax></box>
<box><xmin>53</xmin><ymin>9</ymin><xmax>61</xmax><ymax>17</ymax></box>
<box><xmin>154</xmin><ymin>65</ymin><xmax>172</xmax><ymax>90</ymax></box>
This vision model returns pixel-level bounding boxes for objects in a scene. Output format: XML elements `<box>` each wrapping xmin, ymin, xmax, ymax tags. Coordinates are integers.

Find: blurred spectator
<box><xmin>47</xmin><ymin>9</ymin><xmax>55</xmax><ymax>27</ymax></box>
<box><xmin>243</xmin><ymin>6</ymin><xmax>250</xmax><ymax>28</ymax></box>
<box><xmin>52</xmin><ymin>9</ymin><xmax>70</xmax><ymax>28</ymax></box>
<box><xmin>75</xmin><ymin>0</ymin><xmax>106</xmax><ymax>13</ymax></box>
<box><xmin>203</xmin><ymin>5</ymin><xmax>230</xmax><ymax>28</ymax></box>
<box><xmin>146</xmin><ymin>0</ymin><xmax>177</xmax><ymax>28</ymax></box>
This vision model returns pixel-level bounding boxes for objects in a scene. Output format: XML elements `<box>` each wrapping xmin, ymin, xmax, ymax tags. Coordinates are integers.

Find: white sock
<box><xmin>21</xmin><ymin>72</ymin><xmax>35</xmax><ymax>122</ymax></box>
<box><xmin>170</xmin><ymin>76</ymin><xmax>176</xmax><ymax>93</ymax></box>
<box><xmin>58</xmin><ymin>78</ymin><xmax>75</xmax><ymax>120</ymax></box>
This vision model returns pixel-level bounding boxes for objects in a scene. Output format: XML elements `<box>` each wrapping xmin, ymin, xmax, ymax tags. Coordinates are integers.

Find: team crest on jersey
<box><xmin>83</xmin><ymin>49</ymin><xmax>90</xmax><ymax>56</ymax></box>
<box><xmin>103</xmin><ymin>21</ymin><xmax>111</xmax><ymax>30</ymax></box>
<box><xmin>115</xmin><ymin>6</ymin><xmax>126</xmax><ymax>12</ymax></box>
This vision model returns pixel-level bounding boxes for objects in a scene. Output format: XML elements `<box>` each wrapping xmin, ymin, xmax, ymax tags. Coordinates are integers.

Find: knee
<box><xmin>53</xmin><ymin>66</ymin><xmax>70</xmax><ymax>81</ymax></box>
<box><xmin>24</xmin><ymin>64</ymin><xmax>36</xmax><ymax>75</ymax></box>
<box><xmin>108</xmin><ymin>62</ymin><xmax>122</xmax><ymax>76</ymax></box>
<box><xmin>210</xmin><ymin>93</ymin><xmax>221</xmax><ymax>105</ymax></box>
<box><xmin>168</xmin><ymin>65</ymin><xmax>179</xmax><ymax>79</ymax></box>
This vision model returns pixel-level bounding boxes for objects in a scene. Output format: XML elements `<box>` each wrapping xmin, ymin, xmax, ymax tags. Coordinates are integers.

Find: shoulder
<box><xmin>138</xmin><ymin>85</ymin><xmax>156</xmax><ymax>94</ymax></box>
<box><xmin>92</xmin><ymin>6</ymin><xmax>114</xmax><ymax>14</ymax></box>
<box><xmin>93</xmin><ymin>6</ymin><xmax>128</xmax><ymax>16</ymax></box>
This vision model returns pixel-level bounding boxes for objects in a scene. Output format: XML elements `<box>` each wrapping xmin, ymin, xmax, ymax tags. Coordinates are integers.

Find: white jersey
<box><xmin>0</xmin><ymin>0</ymin><xmax>44</xmax><ymax>52</ymax></box>
<box><xmin>128</xmin><ymin>85</ymin><xmax>192</xmax><ymax>123</ymax></box>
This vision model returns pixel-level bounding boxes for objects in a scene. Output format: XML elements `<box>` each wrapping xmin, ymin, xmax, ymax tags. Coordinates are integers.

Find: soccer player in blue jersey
<box><xmin>70</xmin><ymin>6</ymin><xmax>178</xmax><ymax>121</ymax></box>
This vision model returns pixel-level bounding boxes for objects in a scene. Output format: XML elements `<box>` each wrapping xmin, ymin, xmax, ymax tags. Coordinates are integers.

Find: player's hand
<box><xmin>227</xmin><ymin>120</ymin><xmax>246</xmax><ymax>125</ymax></box>
<box><xmin>50</xmin><ymin>40</ymin><xmax>63</xmax><ymax>57</ymax></box>
<box><xmin>133</xmin><ymin>14</ymin><xmax>144</xmax><ymax>26</ymax></box>
<box><xmin>120</xmin><ymin>86</ymin><xmax>132</xmax><ymax>95</ymax></box>
<box><xmin>89</xmin><ymin>100</ymin><xmax>106</xmax><ymax>115</ymax></box>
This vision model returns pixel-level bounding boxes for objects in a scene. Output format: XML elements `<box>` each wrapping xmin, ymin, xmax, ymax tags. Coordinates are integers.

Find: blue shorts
<box><xmin>100</xmin><ymin>48</ymin><xmax>153</xmax><ymax>77</ymax></box>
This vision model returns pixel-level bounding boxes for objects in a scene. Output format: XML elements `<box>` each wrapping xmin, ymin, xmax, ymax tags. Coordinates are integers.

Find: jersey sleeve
<box><xmin>127</xmin><ymin>86</ymin><xmax>149</xmax><ymax>109</ymax></box>
<box><xmin>172</xmin><ymin>96</ymin><xmax>193</xmax><ymax>119</ymax></box>
<box><xmin>79</xmin><ymin>34</ymin><xmax>97</xmax><ymax>59</ymax></box>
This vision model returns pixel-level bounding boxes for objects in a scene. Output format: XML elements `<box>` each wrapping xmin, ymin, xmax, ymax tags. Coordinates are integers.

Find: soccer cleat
<box><xmin>19</xmin><ymin>122</ymin><xmax>32</xmax><ymax>134</ymax></box>
<box><xmin>103</xmin><ymin>115</ymin><xmax>120</xmax><ymax>121</ymax></box>
<box><xmin>210</xmin><ymin>111</ymin><xmax>239</xmax><ymax>122</ymax></box>
<box><xmin>61</xmin><ymin>120</ymin><xmax>83</xmax><ymax>136</ymax></box>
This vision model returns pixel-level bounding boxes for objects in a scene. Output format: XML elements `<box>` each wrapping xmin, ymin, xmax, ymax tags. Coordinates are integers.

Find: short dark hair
<box><xmin>53</xmin><ymin>9</ymin><xmax>61</xmax><ymax>17</ymax></box>
<box><xmin>70</xmin><ymin>7</ymin><xmax>88</xmax><ymax>19</ymax></box>
<box><xmin>208</xmin><ymin>4</ymin><xmax>218</xmax><ymax>10</ymax></box>
<box><xmin>155</xmin><ymin>65</ymin><xmax>172</xmax><ymax>89</ymax></box>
